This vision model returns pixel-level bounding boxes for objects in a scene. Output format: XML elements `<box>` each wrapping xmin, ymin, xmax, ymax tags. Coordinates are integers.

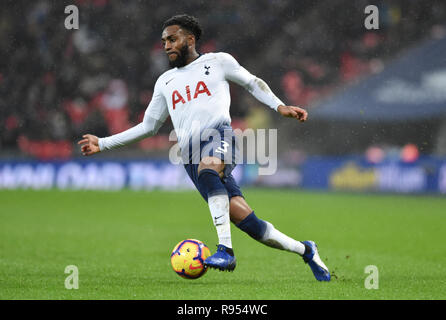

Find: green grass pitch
<box><xmin>1</xmin><ymin>188</ymin><xmax>445</xmax><ymax>300</ymax></box>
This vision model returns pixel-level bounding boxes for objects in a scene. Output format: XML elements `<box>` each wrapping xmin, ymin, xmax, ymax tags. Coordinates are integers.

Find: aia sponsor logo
<box><xmin>171</xmin><ymin>81</ymin><xmax>211</xmax><ymax>109</ymax></box>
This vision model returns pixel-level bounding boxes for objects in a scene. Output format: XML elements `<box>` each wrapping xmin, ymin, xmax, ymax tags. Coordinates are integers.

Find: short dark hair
<box><xmin>162</xmin><ymin>14</ymin><xmax>202</xmax><ymax>41</ymax></box>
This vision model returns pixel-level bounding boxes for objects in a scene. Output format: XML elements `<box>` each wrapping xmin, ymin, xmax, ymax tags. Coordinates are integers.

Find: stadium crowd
<box><xmin>1</xmin><ymin>0</ymin><xmax>445</xmax><ymax>159</ymax></box>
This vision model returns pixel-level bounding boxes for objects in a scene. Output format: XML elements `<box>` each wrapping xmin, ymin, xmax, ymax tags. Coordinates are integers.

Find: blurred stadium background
<box><xmin>2</xmin><ymin>0</ymin><xmax>446</xmax><ymax>301</ymax></box>
<box><xmin>1</xmin><ymin>0</ymin><xmax>446</xmax><ymax>194</ymax></box>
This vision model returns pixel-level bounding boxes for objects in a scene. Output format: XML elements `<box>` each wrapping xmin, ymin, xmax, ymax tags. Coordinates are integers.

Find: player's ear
<box><xmin>187</xmin><ymin>34</ymin><xmax>195</xmax><ymax>48</ymax></box>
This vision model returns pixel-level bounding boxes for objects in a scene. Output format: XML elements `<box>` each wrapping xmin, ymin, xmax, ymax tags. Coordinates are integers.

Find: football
<box><xmin>170</xmin><ymin>239</ymin><xmax>211</xmax><ymax>279</ymax></box>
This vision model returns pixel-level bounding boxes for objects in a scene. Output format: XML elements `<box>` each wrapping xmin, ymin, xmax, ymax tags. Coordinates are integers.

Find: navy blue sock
<box><xmin>197</xmin><ymin>169</ymin><xmax>228</xmax><ymax>201</ymax></box>
<box><xmin>236</xmin><ymin>211</ymin><xmax>267</xmax><ymax>240</ymax></box>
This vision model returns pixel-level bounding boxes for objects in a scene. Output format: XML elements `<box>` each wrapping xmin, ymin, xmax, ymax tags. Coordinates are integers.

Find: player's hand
<box><xmin>77</xmin><ymin>134</ymin><xmax>100</xmax><ymax>156</ymax></box>
<box><xmin>277</xmin><ymin>105</ymin><xmax>308</xmax><ymax>122</ymax></box>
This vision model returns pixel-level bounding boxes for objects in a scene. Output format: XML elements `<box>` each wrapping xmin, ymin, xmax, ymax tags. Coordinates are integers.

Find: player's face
<box><xmin>162</xmin><ymin>25</ymin><xmax>190</xmax><ymax>68</ymax></box>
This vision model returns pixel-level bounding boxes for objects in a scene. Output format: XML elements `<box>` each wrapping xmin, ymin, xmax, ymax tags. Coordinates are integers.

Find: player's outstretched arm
<box><xmin>77</xmin><ymin>115</ymin><xmax>166</xmax><ymax>156</ymax></box>
<box><xmin>77</xmin><ymin>77</ymin><xmax>169</xmax><ymax>156</ymax></box>
<box><xmin>78</xmin><ymin>134</ymin><xmax>100</xmax><ymax>156</ymax></box>
<box><xmin>219</xmin><ymin>53</ymin><xmax>307</xmax><ymax>121</ymax></box>
<box><xmin>277</xmin><ymin>105</ymin><xmax>308</xmax><ymax>123</ymax></box>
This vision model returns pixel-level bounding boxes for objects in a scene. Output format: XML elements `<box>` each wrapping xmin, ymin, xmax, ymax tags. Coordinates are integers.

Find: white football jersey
<box><xmin>145</xmin><ymin>52</ymin><xmax>283</xmax><ymax>150</ymax></box>
<box><xmin>99</xmin><ymin>52</ymin><xmax>284</xmax><ymax>152</ymax></box>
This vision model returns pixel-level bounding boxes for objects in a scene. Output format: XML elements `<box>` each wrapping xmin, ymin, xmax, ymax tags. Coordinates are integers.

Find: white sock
<box><xmin>260</xmin><ymin>221</ymin><xmax>305</xmax><ymax>255</ymax></box>
<box><xmin>208</xmin><ymin>193</ymin><xmax>232</xmax><ymax>248</ymax></box>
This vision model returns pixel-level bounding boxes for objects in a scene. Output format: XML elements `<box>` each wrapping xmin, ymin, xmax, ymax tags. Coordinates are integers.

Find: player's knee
<box><xmin>198</xmin><ymin>157</ymin><xmax>224</xmax><ymax>171</ymax></box>
<box><xmin>198</xmin><ymin>156</ymin><xmax>224</xmax><ymax>175</ymax></box>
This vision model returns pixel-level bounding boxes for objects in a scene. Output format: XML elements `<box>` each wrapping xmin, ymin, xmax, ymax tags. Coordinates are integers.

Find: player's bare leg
<box><xmin>231</xmin><ymin>196</ymin><xmax>330</xmax><ymax>281</ymax></box>
<box><xmin>198</xmin><ymin>156</ymin><xmax>236</xmax><ymax>271</ymax></box>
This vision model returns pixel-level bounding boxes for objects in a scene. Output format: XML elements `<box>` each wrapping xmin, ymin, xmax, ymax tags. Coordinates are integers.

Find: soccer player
<box><xmin>78</xmin><ymin>14</ymin><xmax>330</xmax><ymax>281</ymax></box>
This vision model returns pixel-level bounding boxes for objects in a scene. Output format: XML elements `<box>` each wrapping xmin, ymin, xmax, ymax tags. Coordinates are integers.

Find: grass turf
<box><xmin>0</xmin><ymin>189</ymin><xmax>445</xmax><ymax>300</ymax></box>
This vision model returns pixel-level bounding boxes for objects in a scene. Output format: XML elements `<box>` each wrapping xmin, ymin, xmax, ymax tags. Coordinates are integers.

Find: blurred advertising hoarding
<box><xmin>0</xmin><ymin>157</ymin><xmax>445</xmax><ymax>194</ymax></box>
<box><xmin>301</xmin><ymin>156</ymin><xmax>446</xmax><ymax>194</ymax></box>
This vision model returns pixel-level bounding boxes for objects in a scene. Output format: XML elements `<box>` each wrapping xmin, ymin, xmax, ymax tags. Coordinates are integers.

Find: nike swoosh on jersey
<box><xmin>165</xmin><ymin>78</ymin><xmax>175</xmax><ymax>85</ymax></box>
